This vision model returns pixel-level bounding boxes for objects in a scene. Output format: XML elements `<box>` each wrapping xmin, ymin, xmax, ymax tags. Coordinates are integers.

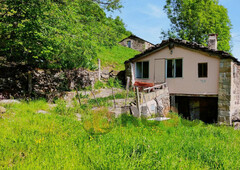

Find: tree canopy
<box><xmin>0</xmin><ymin>0</ymin><xmax>129</xmax><ymax>69</ymax></box>
<box><xmin>163</xmin><ymin>0</ymin><xmax>232</xmax><ymax>52</ymax></box>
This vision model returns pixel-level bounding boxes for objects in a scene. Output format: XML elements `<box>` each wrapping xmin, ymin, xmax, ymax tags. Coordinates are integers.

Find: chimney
<box><xmin>208</xmin><ymin>34</ymin><xmax>218</xmax><ymax>50</ymax></box>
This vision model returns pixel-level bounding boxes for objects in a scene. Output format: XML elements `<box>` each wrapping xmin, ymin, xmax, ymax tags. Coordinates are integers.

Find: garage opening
<box><xmin>174</xmin><ymin>96</ymin><xmax>218</xmax><ymax>124</ymax></box>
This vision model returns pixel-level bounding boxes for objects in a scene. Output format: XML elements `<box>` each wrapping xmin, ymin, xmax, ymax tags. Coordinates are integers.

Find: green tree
<box><xmin>163</xmin><ymin>0</ymin><xmax>232</xmax><ymax>52</ymax></box>
<box><xmin>0</xmin><ymin>0</ymin><xmax>127</xmax><ymax>69</ymax></box>
<box><xmin>93</xmin><ymin>0</ymin><xmax>122</xmax><ymax>11</ymax></box>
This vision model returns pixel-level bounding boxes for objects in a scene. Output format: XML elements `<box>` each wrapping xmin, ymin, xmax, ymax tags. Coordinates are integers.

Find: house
<box><xmin>125</xmin><ymin>34</ymin><xmax>240</xmax><ymax>125</ymax></box>
<box><xmin>119</xmin><ymin>34</ymin><xmax>154</xmax><ymax>52</ymax></box>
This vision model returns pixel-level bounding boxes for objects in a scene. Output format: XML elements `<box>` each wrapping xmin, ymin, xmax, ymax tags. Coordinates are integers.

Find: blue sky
<box><xmin>107</xmin><ymin>0</ymin><xmax>240</xmax><ymax>60</ymax></box>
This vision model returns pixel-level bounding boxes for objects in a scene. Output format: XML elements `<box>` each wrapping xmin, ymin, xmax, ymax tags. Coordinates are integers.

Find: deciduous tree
<box><xmin>0</xmin><ymin>0</ymin><xmax>127</xmax><ymax>69</ymax></box>
<box><xmin>163</xmin><ymin>0</ymin><xmax>232</xmax><ymax>52</ymax></box>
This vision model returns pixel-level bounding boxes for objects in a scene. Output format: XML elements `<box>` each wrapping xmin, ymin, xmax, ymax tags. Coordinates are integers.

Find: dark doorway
<box><xmin>175</xmin><ymin>96</ymin><xmax>218</xmax><ymax>123</ymax></box>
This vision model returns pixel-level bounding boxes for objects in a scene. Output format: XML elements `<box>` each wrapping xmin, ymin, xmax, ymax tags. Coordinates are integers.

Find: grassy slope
<box><xmin>1</xmin><ymin>100</ymin><xmax>240</xmax><ymax>169</ymax></box>
<box><xmin>97</xmin><ymin>45</ymin><xmax>140</xmax><ymax>71</ymax></box>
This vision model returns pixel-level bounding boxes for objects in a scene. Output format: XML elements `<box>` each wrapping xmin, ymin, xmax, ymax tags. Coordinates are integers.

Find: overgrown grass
<box><xmin>97</xmin><ymin>45</ymin><xmax>140</xmax><ymax>71</ymax></box>
<box><xmin>94</xmin><ymin>78</ymin><xmax>123</xmax><ymax>89</ymax></box>
<box><xmin>85</xmin><ymin>90</ymin><xmax>135</xmax><ymax>107</ymax></box>
<box><xmin>1</xmin><ymin>100</ymin><xmax>240</xmax><ymax>169</ymax></box>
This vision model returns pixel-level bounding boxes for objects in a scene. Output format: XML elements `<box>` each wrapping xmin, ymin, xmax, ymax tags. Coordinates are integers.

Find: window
<box><xmin>166</xmin><ymin>59</ymin><xmax>183</xmax><ymax>78</ymax></box>
<box><xmin>167</xmin><ymin>59</ymin><xmax>174</xmax><ymax>78</ymax></box>
<box><xmin>198</xmin><ymin>63</ymin><xmax>208</xmax><ymax>78</ymax></box>
<box><xmin>127</xmin><ymin>41</ymin><xmax>131</xmax><ymax>48</ymax></box>
<box><xmin>136</xmin><ymin>61</ymin><xmax>149</xmax><ymax>78</ymax></box>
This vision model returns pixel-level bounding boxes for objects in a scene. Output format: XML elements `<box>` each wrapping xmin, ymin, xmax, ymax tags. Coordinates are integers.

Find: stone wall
<box><xmin>144</xmin><ymin>42</ymin><xmax>153</xmax><ymax>50</ymax></box>
<box><xmin>32</xmin><ymin>68</ymin><xmax>98</xmax><ymax>100</ymax></box>
<box><xmin>218</xmin><ymin>59</ymin><xmax>240</xmax><ymax>125</ymax></box>
<box><xmin>119</xmin><ymin>37</ymin><xmax>153</xmax><ymax>52</ymax></box>
<box><xmin>231</xmin><ymin>62</ymin><xmax>240</xmax><ymax>122</ymax></box>
<box><xmin>0</xmin><ymin>65</ymin><xmax>29</xmax><ymax>99</ymax></box>
<box><xmin>218</xmin><ymin>59</ymin><xmax>232</xmax><ymax>124</ymax></box>
<box><xmin>0</xmin><ymin>66</ymin><xmax>98</xmax><ymax>100</ymax></box>
<box><xmin>139</xmin><ymin>87</ymin><xmax>170</xmax><ymax>117</ymax></box>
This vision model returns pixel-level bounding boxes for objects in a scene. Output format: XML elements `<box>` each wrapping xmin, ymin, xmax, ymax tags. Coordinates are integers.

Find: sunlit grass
<box><xmin>97</xmin><ymin>45</ymin><xmax>140</xmax><ymax>71</ymax></box>
<box><xmin>0</xmin><ymin>100</ymin><xmax>240</xmax><ymax>169</ymax></box>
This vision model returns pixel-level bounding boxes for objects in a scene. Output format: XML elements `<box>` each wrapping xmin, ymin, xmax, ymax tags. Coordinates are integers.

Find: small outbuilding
<box><xmin>119</xmin><ymin>34</ymin><xmax>154</xmax><ymax>52</ymax></box>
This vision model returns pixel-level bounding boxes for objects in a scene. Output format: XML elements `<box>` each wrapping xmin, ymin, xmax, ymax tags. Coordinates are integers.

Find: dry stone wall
<box><xmin>0</xmin><ymin>65</ymin><xmax>29</xmax><ymax>99</ymax></box>
<box><xmin>0</xmin><ymin>66</ymin><xmax>98</xmax><ymax>100</ymax></box>
<box><xmin>139</xmin><ymin>87</ymin><xmax>170</xmax><ymax>118</ymax></box>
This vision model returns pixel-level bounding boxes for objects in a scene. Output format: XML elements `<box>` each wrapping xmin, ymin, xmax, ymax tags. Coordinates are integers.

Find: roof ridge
<box><xmin>119</xmin><ymin>34</ymin><xmax>154</xmax><ymax>45</ymax></box>
<box><xmin>125</xmin><ymin>38</ymin><xmax>239</xmax><ymax>64</ymax></box>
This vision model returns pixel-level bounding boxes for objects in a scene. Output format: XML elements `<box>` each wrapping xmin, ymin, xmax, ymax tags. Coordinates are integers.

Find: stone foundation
<box><xmin>139</xmin><ymin>87</ymin><xmax>170</xmax><ymax>117</ymax></box>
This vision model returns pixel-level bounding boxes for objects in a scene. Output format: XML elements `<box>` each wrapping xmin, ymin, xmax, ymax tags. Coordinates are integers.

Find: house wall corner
<box><xmin>230</xmin><ymin>62</ymin><xmax>240</xmax><ymax>124</ymax></box>
<box><xmin>125</xmin><ymin>62</ymin><xmax>135</xmax><ymax>86</ymax></box>
<box><xmin>218</xmin><ymin>59</ymin><xmax>232</xmax><ymax>124</ymax></box>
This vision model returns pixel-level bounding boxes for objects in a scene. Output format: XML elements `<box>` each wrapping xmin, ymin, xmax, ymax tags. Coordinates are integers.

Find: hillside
<box><xmin>97</xmin><ymin>45</ymin><xmax>140</xmax><ymax>71</ymax></box>
<box><xmin>1</xmin><ymin>0</ymin><xmax>131</xmax><ymax>69</ymax></box>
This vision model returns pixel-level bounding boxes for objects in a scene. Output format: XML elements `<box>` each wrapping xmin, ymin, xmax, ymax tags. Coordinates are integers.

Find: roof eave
<box><xmin>125</xmin><ymin>38</ymin><xmax>240</xmax><ymax>64</ymax></box>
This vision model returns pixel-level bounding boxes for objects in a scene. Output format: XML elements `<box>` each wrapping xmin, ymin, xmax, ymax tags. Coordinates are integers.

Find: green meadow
<box><xmin>97</xmin><ymin>45</ymin><xmax>140</xmax><ymax>71</ymax></box>
<box><xmin>0</xmin><ymin>100</ymin><xmax>240</xmax><ymax>169</ymax></box>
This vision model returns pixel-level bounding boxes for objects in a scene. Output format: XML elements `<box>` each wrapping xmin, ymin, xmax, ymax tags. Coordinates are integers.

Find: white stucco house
<box><xmin>125</xmin><ymin>34</ymin><xmax>240</xmax><ymax>124</ymax></box>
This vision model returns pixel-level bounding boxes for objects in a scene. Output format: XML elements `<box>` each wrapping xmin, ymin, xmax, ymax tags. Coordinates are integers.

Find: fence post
<box><xmin>98</xmin><ymin>59</ymin><xmax>101</xmax><ymax>81</ymax></box>
<box><xmin>125</xmin><ymin>77</ymin><xmax>130</xmax><ymax>106</ymax></box>
<box><xmin>136</xmin><ymin>87</ymin><xmax>141</xmax><ymax>114</ymax></box>
<box><xmin>112</xmin><ymin>87</ymin><xmax>116</xmax><ymax>108</ymax></box>
<box><xmin>28</xmin><ymin>71</ymin><xmax>32</xmax><ymax>95</ymax></box>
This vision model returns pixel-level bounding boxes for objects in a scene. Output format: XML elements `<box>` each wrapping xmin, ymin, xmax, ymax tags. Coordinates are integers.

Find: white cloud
<box><xmin>141</xmin><ymin>4</ymin><xmax>166</xmax><ymax>19</ymax></box>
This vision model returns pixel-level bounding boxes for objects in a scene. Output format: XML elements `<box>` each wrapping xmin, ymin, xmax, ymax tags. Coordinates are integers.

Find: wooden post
<box><xmin>125</xmin><ymin>77</ymin><xmax>130</xmax><ymax>106</ymax></box>
<box><xmin>136</xmin><ymin>87</ymin><xmax>141</xmax><ymax>114</ymax></box>
<box><xmin>75</xmin><ymin>87</ymin><xmax>81</xmax><ymax>106</ymax></box>
<box><xmin>28</xmin><ymin>71</ymin><xmax>32</xmax><ymax>95</ymax></box>
<box><xmin>91</xmin><ymin>90</ymin><xmax>100</xmax><ymax>107</ymax></box>
<box><xmin>112</xmin><ymin>87</ymin><xmax>116</xmax><ymax>108</ymax></box>
<box><xmin>130</xmin><ymin>63</ymin><xmax>135</xmax><ymax>86</ymax></box>
<box><xmin>98</xmin><ymin>58</ymin><xmax>101</xmax><ymax>80</ymax></box>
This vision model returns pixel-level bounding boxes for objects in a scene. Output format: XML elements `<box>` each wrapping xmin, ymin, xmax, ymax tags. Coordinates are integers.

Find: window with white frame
<box><xmin>166</xmin><ymin>59</ymin><xmax>183</xmax><ymax>78</ymax></box>
<box><xmin>136</xmin><ymin>61</ymin><xmax>149</xmax><ymax>78</ymax></box>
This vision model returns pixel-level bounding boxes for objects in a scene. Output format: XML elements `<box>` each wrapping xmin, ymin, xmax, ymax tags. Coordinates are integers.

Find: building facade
<box><xmin>125</xmin><ymin>36</ymin><xmax>240</xmax><ymax>124</ymax></box>
<box><xmin>119</xmin><ymin>34</ymin><xmax>154</xmax><ymax>52</ymax></box>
